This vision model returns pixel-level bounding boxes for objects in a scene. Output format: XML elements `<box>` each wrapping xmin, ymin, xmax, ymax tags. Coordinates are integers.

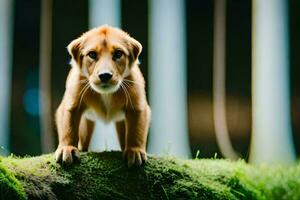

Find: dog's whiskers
<box><xmin>79</xmin><ymin>79</ymin><xmax>89</xmax><ymax>84</ymax></box>
<box><xmin>121</xmin><ymin>81</ymin><xmax>135</xmax><ymax>111</ymax></box>
<box><xmin>78</xmin><ymin>81</ymin><xmax>90</xmax><ymax>110</ymax></box>
<box><xmin>78</xmin><ymin>81</ymin><xmax>89</xmax><ymax>97</ymax></box>
<box><xmin>123</xmin><ymin>78</ymin><xmax>143</xmax><ymax>86</ymax></box>
<box><xmin>120</xmin><ymin>84</ymin><xmax>129</xmax><ymax>107</ymax></box>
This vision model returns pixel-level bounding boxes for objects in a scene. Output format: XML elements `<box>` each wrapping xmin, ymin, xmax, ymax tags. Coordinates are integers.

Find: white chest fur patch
<box><xmin>83</xmin><ymin>108</ymin><xmax>98</xmax><ymax>121</ymax></box>
<box><xmin>83</xmin><ymin>94</ymin><xmax>125</xmax><ymax>123</ymax></box>
<box><xmin>83</xmin><ymin>108</ymin><xmax>125</xmax><ymax>123</ymax></box>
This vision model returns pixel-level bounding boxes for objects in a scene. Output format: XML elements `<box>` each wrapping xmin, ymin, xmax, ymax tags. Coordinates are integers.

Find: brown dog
<box><xmin>55</xmin><ymin>25</ymin><xmax>151</xmax><ymax>167</ymax></box>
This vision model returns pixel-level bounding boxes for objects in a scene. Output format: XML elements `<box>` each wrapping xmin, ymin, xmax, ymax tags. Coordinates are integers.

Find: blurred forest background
<box><xmin>0</xmin><ymin>0</ymin><xmax>299</xmax><ymax>162</ymax></box>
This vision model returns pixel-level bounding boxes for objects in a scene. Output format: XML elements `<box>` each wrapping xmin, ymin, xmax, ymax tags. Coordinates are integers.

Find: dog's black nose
<box><xmin>99</xmin><ymin>72</ymin><xmax>113</xmax><ymax>83</ymax></box>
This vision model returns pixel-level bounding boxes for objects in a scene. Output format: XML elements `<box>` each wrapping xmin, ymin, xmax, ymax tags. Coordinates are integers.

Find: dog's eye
<box><xmin>87</xmin><ymin>51</ymin><xmax>97</xmax><ymax>60</ymax></box>
<box><xmin>113</xmin><ymin>50</ymin><xmax>124</xmax><ymax>60</ymax></box>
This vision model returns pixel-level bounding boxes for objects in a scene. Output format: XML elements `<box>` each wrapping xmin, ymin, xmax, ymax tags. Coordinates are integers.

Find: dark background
<box><xmin>9</xmin><ymin>0</ymin><xmax>300</xmax><ymax>159</ymax></box>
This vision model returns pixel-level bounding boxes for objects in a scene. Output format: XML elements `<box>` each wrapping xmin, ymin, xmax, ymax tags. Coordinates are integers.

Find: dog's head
<box><xmin>67</xmin><ymin>25</ymin><xmax>142</xmax><ymax>94</ymax></box>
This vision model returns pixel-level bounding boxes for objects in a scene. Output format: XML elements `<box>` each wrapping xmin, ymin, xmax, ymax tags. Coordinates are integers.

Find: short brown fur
<box><xmin>55</xmin><ymin>25</ymin><xmax>151</xmax><ymax>167</ymax></box>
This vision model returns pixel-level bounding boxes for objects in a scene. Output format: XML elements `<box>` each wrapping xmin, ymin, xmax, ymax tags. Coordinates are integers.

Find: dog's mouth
<box><xmin>90</xmin><ymin>82</ymin><xmax>121</xmax><ymax>94</ymax></box>
<box><xmin>100</xmin><ymin>83</ymin><xmax>112</xmax><ymax>89</ymax></box>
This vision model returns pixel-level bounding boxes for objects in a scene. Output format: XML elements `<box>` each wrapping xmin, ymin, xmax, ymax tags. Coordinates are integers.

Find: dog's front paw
<box><xmin>123</xmin><ymin>147</ymin><xmax>147</xmax><ymax>167</ymax></box>
<box><xmin>55</xmin><ymin>145</ymin><xmax>80</xmax><ymax>166</ymax></box>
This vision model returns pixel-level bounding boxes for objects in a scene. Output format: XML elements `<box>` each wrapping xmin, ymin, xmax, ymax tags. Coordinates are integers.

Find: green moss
<box><xmin>0</xmin><ymin>158</ymin><xmax>26</xmax><ymax>200</ymax></box>
<box><xmin>0</xmin><ymin>152</ymin><xmax>300</xmax><ymax>200</ymax></box>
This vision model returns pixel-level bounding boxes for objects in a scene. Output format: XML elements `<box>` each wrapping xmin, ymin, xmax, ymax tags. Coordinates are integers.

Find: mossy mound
<box><xmin>0</xmin><ymin>159</ymin><xmax>26</xmax><ymax>200</ymax></box>
<box><xmin>0</xmin><ymin>151</ymin><xmax>300</xmax><ymax>200</ymax></box>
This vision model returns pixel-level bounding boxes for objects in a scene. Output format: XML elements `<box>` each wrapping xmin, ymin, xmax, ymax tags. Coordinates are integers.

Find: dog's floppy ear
<box><xmin>67</xmin><ymin>37</ymin><xmax>83</xmax><ymax>64</ymax></box>
<box><xmin>127</xmin><ymin>36</ymin><xmax>142</xmax><ymax>61</ymax></box>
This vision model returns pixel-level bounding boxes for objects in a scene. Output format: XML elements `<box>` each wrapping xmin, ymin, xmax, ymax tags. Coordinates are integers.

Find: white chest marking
<box><xmin>83</xmin><ymin>108</ymin><xmax>98</xmax><ymax>121</ymax></box>
<box><xmin>83</xmin><ymin>109</ymin><xmax>125</xmax><ymax>123</ymax></box>
<box><xmin>83</xmin><ymin>94</ymin><xmax>125</xmax><ymax>123</ymax></box>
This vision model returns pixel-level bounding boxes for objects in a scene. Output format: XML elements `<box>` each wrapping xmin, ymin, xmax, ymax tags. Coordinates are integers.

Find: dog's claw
<box><xmin>55</xmin><ymin>146</ymin><xmax>80</xmax><ymax>166</ymax></box>
<box><xmin>123</xmin><ymin>148</ymin><xmax>147</xmax><ymax>167</ymax></box>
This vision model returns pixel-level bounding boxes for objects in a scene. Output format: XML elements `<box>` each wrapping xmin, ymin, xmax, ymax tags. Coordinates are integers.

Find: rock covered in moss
<box><xmin>0</xmin><ymin>151</ymin><xmax>300</xmax><ymax>200</ymax></box>
<box><xmin>0</xmin><ymin>160</ymin><xmax>26</xmax><ymax>200</ymax></box>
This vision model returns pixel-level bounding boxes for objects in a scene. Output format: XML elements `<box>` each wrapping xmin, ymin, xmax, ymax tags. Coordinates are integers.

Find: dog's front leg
<box><xmin>55</xmin><ymin>103</ymin><xmax>82</xmax><ymax>165</ymax></box>
<box><xmin>123</xmin><ymin>105</ymin><xmax>151</xmax><ymax>167</ymax></box>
